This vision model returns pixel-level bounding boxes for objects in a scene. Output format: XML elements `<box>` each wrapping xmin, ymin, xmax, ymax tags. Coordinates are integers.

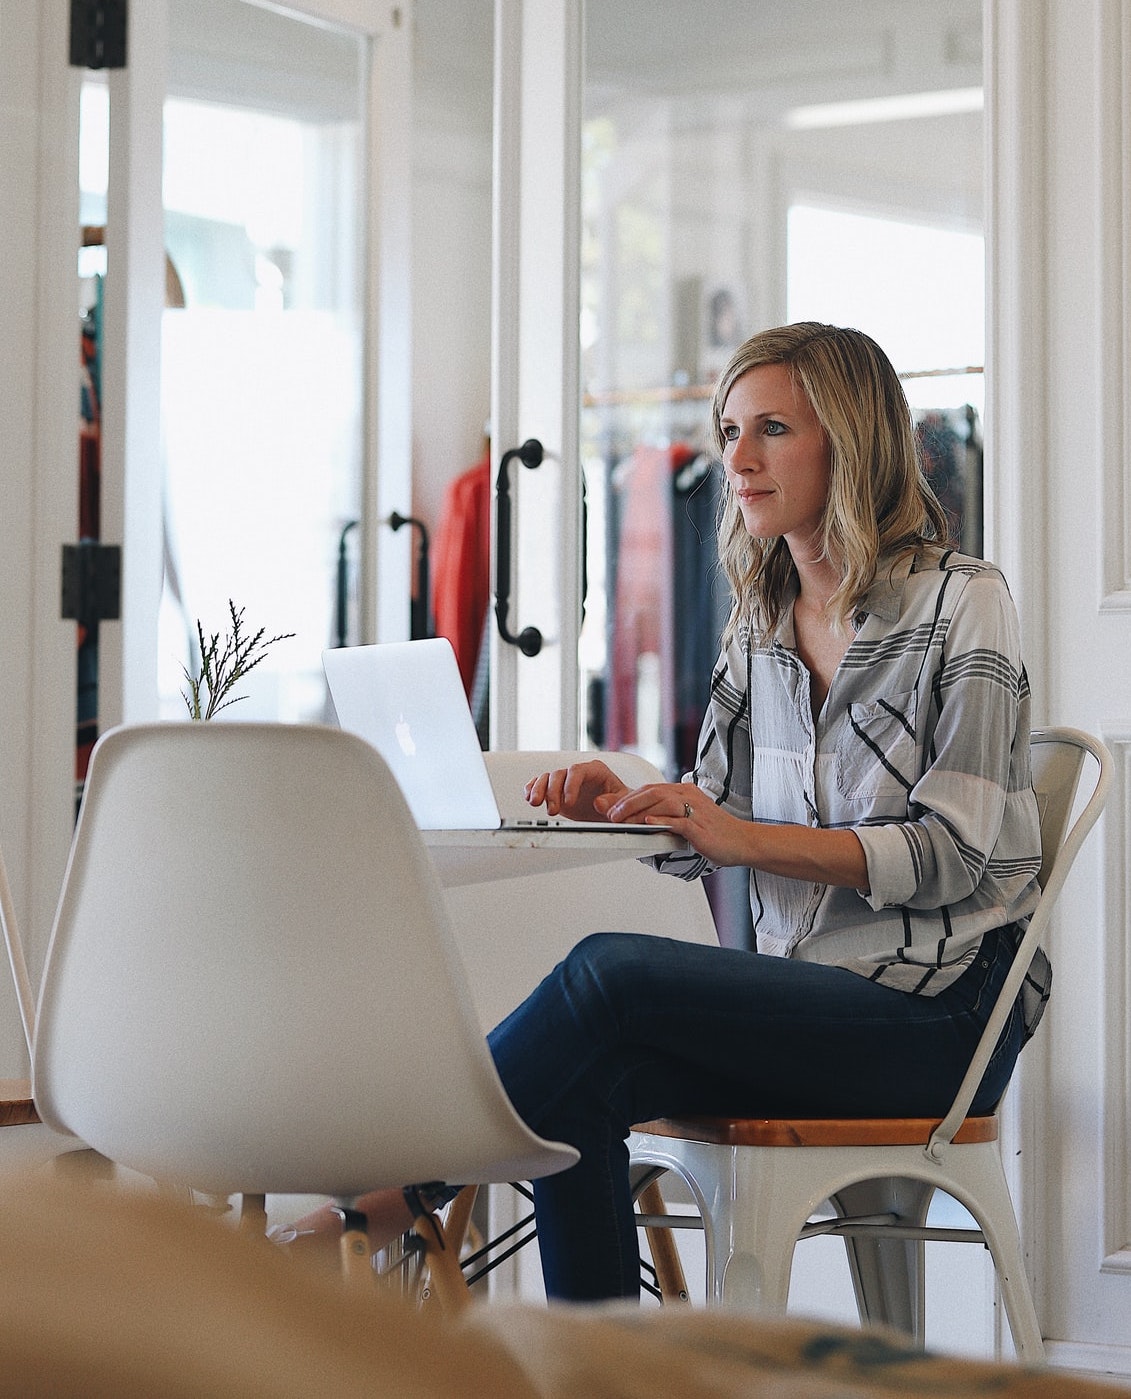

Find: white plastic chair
<box><xmin>629</xmin><ymin>727</ymin><xmax>1112</xmax><ymax>1361</ymax></box>
<box><xmin>31</xmin><ymin>722</ymin><xmax>577</xmax><ymax>1310</ymax></box>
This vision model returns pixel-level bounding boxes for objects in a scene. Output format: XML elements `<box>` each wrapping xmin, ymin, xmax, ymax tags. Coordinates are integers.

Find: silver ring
<box><xmin>683</xmin><ymin>801</ymin><xmax>693</xmax><ymax>819</ymax></box>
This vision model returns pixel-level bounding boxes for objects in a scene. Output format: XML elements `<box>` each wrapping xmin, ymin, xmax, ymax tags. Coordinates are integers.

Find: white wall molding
<box><xmin>983</xmin><ymin>0</ymin><xmax>1048</xmax><ymax>695</ymax></box>
<box><xmin>1098</xmin><ymin>0</ymin><xmax>1131</xmax><ymax>611</ymax></box>
<box><xmin>1101</xmin><ymin>730</ymin><xmax>1131</xmax><ymax>1273</ymax></box>
<box><xmin>983</xmin><ymin>0</ymin><xmax>1052</xmax><ymax>1327</ymax></box>
<box><xmin>1045</xmin><ymin>1339</ymin><xmax>1131</xmax><ymax>1381</ymax></box>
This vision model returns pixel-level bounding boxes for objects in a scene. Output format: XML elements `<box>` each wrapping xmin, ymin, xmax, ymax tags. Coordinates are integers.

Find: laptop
<box><xmin>321</xmin><ymin>637</ymin><xmax>666</xmax><ymax>834</ymax></box>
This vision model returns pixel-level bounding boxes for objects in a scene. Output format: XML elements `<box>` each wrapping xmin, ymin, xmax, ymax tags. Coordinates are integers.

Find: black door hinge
<box><xmin>62</xmin><ymin>542</ymin><xmax>122</xmax><ymax>628</ymax></box>
<box><xmin>69</xmin><ymin>0</ymin><xmax>127</xmax><ymax>70</ymax></box>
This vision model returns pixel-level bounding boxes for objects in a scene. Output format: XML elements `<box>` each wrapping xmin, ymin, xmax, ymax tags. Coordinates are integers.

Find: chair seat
<box><xmin>0</xmin><ymin>1078</ymin><xmax>40</xmax><ymax>1127</ymax></box>
<box><xmin>633</xmin><ymin>1114</ymin><xmax>998</xmax><ymax>1148</ymax></box>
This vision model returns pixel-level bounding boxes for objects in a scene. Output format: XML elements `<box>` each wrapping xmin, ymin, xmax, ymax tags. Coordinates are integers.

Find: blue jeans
<box><xmin>485</xmin><ymin>927</ymin><xmax>1024</xmax><ymax>1302</ymax></box>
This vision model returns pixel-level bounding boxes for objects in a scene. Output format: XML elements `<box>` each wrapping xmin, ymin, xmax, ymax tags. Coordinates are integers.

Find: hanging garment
<box><xmin>431</xmin><ymin>457</ymin><xmax>491</xmax><ymax>697</ymax></box>
<box><xmin>916</xmin><ymin>406</ymin><xmax>983</xmax><ymax>557</ymax></box>
<box><xmin>605</xmin><ymin>444</ymin><xmax>694</xmax><ymax>757</ymax></box>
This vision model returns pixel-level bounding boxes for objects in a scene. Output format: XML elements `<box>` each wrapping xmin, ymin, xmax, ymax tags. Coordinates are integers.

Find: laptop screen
<box><xmin>322</xmin><ymin>639</ymin><xmax>502</xmax><ymax>830</ymax></box>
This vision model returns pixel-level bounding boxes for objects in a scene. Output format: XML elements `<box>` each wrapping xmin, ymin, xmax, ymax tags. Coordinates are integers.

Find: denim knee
<box><xmin>559</xmin><ymin>931</ymin><xmax>654</xmax><ymax>1015</ymax></box>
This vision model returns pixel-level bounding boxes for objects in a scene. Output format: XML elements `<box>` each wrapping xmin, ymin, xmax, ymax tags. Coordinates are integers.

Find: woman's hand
<box><xmin>602</xmin><ymin>782</ymin><xmax>754</xmax><ymax>864</ymax></box>
<box><xmin>605</xmin><ymin>782</ymin><xmax>870</xmax><ymax>889</ymax></box>
<box><xmin>524</xmin><ymin>760</ymin><xmax>631</xmax><ymax>823</ymax></box>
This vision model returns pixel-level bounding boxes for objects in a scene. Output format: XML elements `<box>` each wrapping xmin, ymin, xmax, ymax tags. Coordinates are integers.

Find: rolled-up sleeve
<box><xmin>854</xmin><ymin>570</ymin><xmax>1036</xmax><ymax>914</ymax></box>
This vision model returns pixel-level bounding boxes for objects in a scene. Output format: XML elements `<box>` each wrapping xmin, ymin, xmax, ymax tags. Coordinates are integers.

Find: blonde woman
<box><xmin>288</xmin><ymin>324</ymin><xmax>1043</xmax><ymax>1305</ymax></box>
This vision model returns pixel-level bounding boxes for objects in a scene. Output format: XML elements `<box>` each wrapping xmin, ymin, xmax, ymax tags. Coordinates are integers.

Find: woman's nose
<box><xmin>727</xmin><ymin>437</ymin><xmax>759</xmax><ymax>472</ymax></box>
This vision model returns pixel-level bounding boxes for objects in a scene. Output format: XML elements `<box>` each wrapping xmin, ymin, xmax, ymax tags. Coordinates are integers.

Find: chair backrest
<box><xmin>448</xmin><ymin>750</ymin><xmax>719</xmax><ymax>1032</ymax></box>
<box><xmin>32</xmin><ymin>723</ymin><xmax>576</xmax><ymax>1196</ymax></box>
<box><xmin>928</xmin><ymin>726</ymin><xmax>1111</xmax><ymax>1154</ymax></box>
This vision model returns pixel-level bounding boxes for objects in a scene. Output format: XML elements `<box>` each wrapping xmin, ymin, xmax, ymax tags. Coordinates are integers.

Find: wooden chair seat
<box><xmin>0</xmin><ymin>1078</ymin><xmax>40</xmax><ymax>1127</ymax></box>
<box><xmin>635</xmin><ymin>1114</ymin><xmax>998</xmax><ymax>1149</ymax></box>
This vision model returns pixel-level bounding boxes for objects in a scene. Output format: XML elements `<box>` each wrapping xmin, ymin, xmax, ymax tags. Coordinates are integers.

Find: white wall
<box><xmin>985</xmin><ymin>0</ymin><xmax>1131</xmax><ymax>1376</ymax></box>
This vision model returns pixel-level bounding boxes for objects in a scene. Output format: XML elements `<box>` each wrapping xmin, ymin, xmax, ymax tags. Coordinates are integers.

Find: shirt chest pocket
<box><xmin>835</xmin><ymin>690</ymin><xmax>918</xmax><ymax>802</ymax></box>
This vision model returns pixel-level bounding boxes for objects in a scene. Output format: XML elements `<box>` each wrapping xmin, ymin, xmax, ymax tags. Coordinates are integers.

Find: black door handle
<box><xmin>495</xmin><ymin>438</ymin><xmax>545</xmax><ymax>657</ymax></box>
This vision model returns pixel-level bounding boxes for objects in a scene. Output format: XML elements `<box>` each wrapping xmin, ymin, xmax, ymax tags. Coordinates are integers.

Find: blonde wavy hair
<box><xmin>710</xmin><ymin>321</ymin><xmax>949</xmax><ymax>646</ymax></box>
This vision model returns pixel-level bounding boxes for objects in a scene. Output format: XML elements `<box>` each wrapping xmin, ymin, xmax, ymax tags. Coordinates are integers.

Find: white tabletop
<box><xmin>422</xmin><ymin>825</ymin><xmax>686</xmax><ymax>887</ymax></box>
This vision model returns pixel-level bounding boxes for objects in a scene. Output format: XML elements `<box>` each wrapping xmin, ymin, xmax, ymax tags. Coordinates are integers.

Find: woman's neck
<box><xmin>792</xmin><ymin>550</ymin><xmax>844</xmax><ymax>620</ymax></box>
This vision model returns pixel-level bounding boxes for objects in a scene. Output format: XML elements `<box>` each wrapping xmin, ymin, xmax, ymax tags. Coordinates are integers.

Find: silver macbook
<box><xmin>322</xmin><ymin>638</ymin><xmax>665</xmax><ymax>833</ymax></box>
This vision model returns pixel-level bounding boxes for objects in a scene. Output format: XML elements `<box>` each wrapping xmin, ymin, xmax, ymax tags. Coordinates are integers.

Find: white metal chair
<box><xmin>31</xmin><ymin>722</ymin><xmax>577</xmax><ymax>1312</ymax></box>
<box><xmin>629</xmin><ymin>726</ymin><xmax>1112</xmax><ymax>1361</ymax></box>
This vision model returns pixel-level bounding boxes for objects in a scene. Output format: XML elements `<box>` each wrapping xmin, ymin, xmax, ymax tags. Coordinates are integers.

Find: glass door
<box><xmin>159</xmin><ymin>1</ymin><xmax>367</xmax><ymax>722</ymax></box>
<box><xmin>87</xmin><ymin>0</ymin><xmax>411</xmax><ymax>736</ymax></box>
<box><xmin>577</xmin><ymin>0</ymin><xmax>985</xmax><ymax>782</ymax></box>
<box><xmin>495</xmin><ymin>0</ymin><xmax>985</xmax><ymax>770</ymax></box>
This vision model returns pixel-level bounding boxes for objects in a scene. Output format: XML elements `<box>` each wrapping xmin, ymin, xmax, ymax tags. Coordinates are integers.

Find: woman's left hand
<box><xmin>599</xmin><ymin>783</ymin><xmax>752</xmax><ymax>866</ymax></box>
<box><xmin>604</xmin><ymin>783</ymin><xmax>869</xmax><ymax>887</ymax></box>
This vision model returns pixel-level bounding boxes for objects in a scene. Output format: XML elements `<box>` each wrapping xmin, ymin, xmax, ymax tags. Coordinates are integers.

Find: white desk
<box><xmin>422</xmin><ymin>826</ymin><xmax>686</xmax><ymax>888</ymax></box>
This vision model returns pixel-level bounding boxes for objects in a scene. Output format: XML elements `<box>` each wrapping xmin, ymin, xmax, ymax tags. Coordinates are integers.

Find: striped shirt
<box><xmin>655</xmin><ymin>548</ymin><xmax>1048</xmax><ymax>1035</ymax></box>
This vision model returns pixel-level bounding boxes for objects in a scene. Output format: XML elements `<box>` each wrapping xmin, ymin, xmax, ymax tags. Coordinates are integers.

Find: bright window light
<box><xmin>787</xmin><ymin>203</ymin><xmax>984</xmax><ymax>413</ymax></box>
<box><xmin>784</xmin><ymin>87</ymin><xmax>983</xmax><ymax>131</ymax></box>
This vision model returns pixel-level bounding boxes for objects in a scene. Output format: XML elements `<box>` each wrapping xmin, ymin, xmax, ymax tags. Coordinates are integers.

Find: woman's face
<box><xmin>720</xmin><ymin>362</ymin><xmax>831</xmax><ymax>558</ymax></box>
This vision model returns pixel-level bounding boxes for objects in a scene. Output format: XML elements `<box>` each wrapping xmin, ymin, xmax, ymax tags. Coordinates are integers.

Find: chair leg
<box><xmin>831</xmin><ymin>1177</ymin><xmax>933</xmax><ymax>1344</ymax></box>
<box><xmin>333</xmin><ymin>1205</ymin><xmax>376</xmax><ymax>1288</ymax></box>
<box><xmin>49</xmin><ymin>1147</ymin><xmax>116</xmax><ymax>1184</ymax></box>
<box><xmin>413</xmin><ymin>1211</ymin><xmax>471</xmax><ymax>1317</ymax></box>
<box><xmin>237</xmin><ymin>1192</ymin><xmax>268</xmax><ymax>1238</ymax></box>
<box><xmin>954</xmin><ymin>1159</ymin><xmax>1044</xmax><ymax>1363</ymax></box>
<box><xmin>442</xmin><ymin>1184</ymin><xmax>479</xmax><ymax>1260</ymax></box>
<box><xmin>637</xmin><ymin>1178</ymin><xmax>690</xmax><ymax>1304</ymax></box>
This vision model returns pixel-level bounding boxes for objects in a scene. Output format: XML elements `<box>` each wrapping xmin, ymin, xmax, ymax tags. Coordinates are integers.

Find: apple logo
<box><xmin>395</xmin><ymin>714</ymin><xmax>416</xmax><ymax>757</ymax></box>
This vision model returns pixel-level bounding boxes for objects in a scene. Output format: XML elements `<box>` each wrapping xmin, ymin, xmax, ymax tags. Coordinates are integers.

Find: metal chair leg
<box><xmin>832</xmin><ymin>1178</ymin><xmax>934</xmax><ymax>1343</ymax></box>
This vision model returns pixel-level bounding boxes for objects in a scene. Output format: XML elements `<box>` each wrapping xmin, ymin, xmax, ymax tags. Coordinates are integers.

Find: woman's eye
<box><xmin>763</xmin><ymin>419</ymin><xmax>786</xmax><ymax>436</ymax></box>
<box><xmin>721</xmin><ymin>424</ymin><xmax>739</xmax><ymax>441</ymax></box>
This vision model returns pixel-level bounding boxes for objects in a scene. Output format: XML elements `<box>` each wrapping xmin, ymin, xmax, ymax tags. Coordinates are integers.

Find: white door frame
<box><xmin>489</xmin><ymin>0</ymin><xmax>584</xmax><ymax>750</ymax></box>
<box><xmin>0</xmin><ymin>0</ymin><xmax>413</xmax><ymax>1075</ymax></box>
<box><xmin>0</xmin><ymin>0</ymin><xmax>82</xmax><ymax>1073</ymax></box>
<box><xmin>987</xmin><ymin>0</ymin><xmax>1131</xmax><ymax>1375</ymax></box>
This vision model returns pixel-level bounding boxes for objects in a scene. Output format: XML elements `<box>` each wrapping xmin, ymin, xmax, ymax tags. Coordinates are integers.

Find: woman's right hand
<box><xmin>524</xmin><ymin>759</ymin><xmax>630</xmax><ymax>823</ymax></box>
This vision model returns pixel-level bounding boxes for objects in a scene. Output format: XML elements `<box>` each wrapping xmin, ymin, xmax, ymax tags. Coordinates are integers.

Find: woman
<box><xmin>286</xmin><ymin>322</ymin><xmax>1043</xmax><ymax>1303</ymax></box>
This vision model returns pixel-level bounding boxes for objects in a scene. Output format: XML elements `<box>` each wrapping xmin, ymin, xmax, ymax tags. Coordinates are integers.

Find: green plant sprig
<box><xmin>181</xmin><ymin>601</ymin><xmax>295</xmax><ymax>721</ymax></box>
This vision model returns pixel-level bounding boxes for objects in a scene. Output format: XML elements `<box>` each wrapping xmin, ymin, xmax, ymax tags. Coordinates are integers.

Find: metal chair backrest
<box><xmin>927</xmin><ymin>726</ymin><xmax>1111</xmax><ymax>1156</ymax></box>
